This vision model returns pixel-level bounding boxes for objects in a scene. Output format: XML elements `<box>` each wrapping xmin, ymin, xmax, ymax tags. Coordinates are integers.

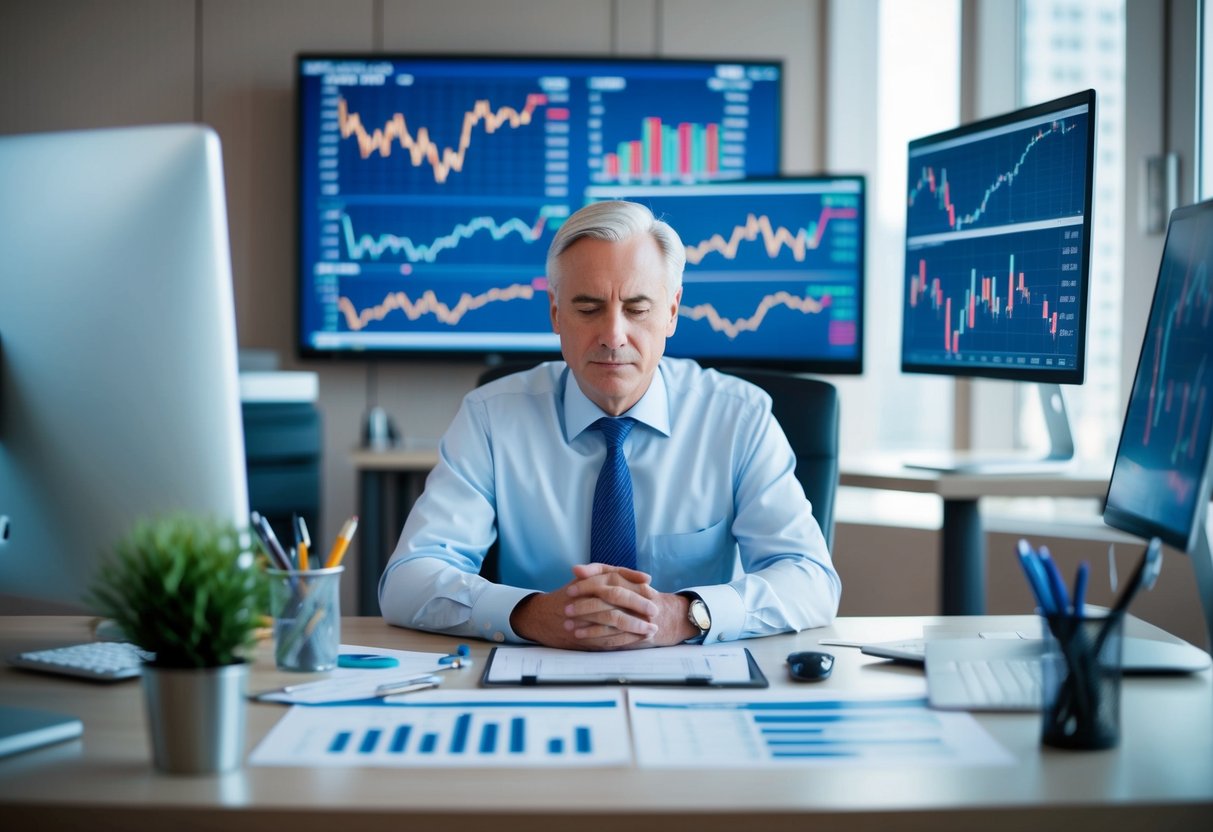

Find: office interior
<box><xmin>0</xmin><ymin>0</ymin><xmax>1208</xmax><ymax>647</ymax></box>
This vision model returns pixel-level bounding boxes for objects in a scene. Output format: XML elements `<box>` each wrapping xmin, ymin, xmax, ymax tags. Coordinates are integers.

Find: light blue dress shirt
<box><xmin>379</xmin><ymin>357</ymin><xmax>840</xmax><ymax>644</ymax></box>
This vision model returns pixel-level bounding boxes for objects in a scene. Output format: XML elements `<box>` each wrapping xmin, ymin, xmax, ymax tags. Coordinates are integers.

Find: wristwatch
<box><xmin>684</xmin><ymin>594</ymin><xmax>711</xmax><ymax>641</ymax></box>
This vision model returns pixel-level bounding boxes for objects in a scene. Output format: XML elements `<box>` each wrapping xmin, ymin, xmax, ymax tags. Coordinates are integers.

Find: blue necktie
<box><xmin>589</xmin><ymin>417</ymin><xmax>637</xmax><ymax>569</ymax></box>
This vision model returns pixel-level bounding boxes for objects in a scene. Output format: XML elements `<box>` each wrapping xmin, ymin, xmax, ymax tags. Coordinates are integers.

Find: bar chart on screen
<box><xmin>250</xmin><ymin>690</ymin><xmax>631</xmax><ymax>767</ymax></box>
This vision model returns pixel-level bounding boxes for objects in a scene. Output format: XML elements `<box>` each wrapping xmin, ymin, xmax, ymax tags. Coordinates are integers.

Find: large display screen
<box><xmin>296</xmin><ymin>55</ymin><xmax>782</xmax><ymax>359</ymax></box>
<box><xmin>900</xmin><ymin>89</ymin><xmax>1096</xmax><ymax>383</ymax></box>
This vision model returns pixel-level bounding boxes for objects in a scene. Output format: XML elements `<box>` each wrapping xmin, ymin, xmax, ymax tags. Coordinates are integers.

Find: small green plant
<box><xmin>88</xmin><ymin>514</ymin><xmax>267</xmax><ymax>668</ymax></box>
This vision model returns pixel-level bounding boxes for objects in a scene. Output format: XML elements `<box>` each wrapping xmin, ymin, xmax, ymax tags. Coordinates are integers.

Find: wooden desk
<box><xmin>1</xmin><ymin>615</ymin><xmax>1210</xmax><ymax>831</ymax></box>
<box><xmin>351</xmin><ymin>449</ymin><xmax>1110</xmax><ymax>616</ymax></box>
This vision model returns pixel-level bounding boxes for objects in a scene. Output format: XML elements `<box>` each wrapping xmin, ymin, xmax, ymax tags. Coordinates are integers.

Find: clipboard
<box><xmin>481</xmin><ymin>644</ymin><xmax>768</xmax><ymax>688</ymax></box>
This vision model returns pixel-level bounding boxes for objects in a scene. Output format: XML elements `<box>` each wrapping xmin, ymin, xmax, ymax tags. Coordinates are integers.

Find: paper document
<box><xmin>627</xmin><ymin>690</ymin><xmax>1014</xmax><ymax>767</ymax></box>
<box><xmin>254</xmin><ymin>644</ymin><xmax>451</xmax><ymax>704</ymax></box>
<box><xmin>250</xmin><ymin>689</ymin><xmax>631</xmax><ymax>768</ymax></box>
<box><xmin>482</xmin><ymin>644</ymin><xmax>766</xmax><ymax>687</ymax></box>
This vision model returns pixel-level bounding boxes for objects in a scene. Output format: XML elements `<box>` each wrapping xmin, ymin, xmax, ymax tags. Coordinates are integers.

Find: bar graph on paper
<box><xmin>627</xmin><ymin>691</ymin><xmax>1013</xmax><ymax>768</ymax></box>
<box><xmin>250</xmin><ymin>690</ymin><xmax>631</xmax><ymax>768</ymax></box>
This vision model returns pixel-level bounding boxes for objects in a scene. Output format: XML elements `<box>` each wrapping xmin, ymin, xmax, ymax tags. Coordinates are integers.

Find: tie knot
<box><xmin>592</xmin><ymin>416</ymin><xmax>635</xmax><ymax>449</ymax></box>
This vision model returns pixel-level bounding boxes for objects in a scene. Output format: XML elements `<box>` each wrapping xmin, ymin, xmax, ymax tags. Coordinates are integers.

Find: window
<box><xmin>830</xmin><ymin>0</ymin><xmax>959</xmax><ymax>462</ymax></box>
<box><xmin>1019</xmin><ymin>0</ymin><xmax>1127</xmax><ymax>463</ymax></box>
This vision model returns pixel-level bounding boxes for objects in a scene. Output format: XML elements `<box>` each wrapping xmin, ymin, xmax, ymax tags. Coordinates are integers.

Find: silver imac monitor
<box><xmin>0</xmin><ymin>124</ymin><xmax>249</xmax><ymax>611</ymax></box>
<box><xmin>1103</xmin><ymin>198</ymin><xmax>1213</xmax><ymax>652</ymax></box>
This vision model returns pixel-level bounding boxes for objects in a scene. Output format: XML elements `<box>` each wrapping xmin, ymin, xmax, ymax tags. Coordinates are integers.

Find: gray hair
<box><xmin>545</xmin><ymin>200</ymin><xmax>686</xmax><ymax>298</ymax></box>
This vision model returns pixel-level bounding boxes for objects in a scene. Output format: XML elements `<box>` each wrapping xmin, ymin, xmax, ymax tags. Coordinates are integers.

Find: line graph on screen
<box><xmin>336</xmin><ymin>94</ymin><xmax>550</xmax><ymax>184</ymax></box>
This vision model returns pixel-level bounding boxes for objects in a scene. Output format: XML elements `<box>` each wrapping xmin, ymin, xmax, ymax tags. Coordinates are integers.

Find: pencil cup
<box><xmin>1040</xmin><ymin>612</ymin><xmax>1124</xmax><ymax>750</ymax></box>
<box><xmin>268</xmin><ymin>566</ymin><xmax>343</xmax><ymax>672</ymax></box>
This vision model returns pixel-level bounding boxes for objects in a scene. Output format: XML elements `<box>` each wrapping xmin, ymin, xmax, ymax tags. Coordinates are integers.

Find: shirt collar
<box><xmin>563</xmin><ymin>360</ymin><xmax>672</xmax><ymax>441</ymax></box>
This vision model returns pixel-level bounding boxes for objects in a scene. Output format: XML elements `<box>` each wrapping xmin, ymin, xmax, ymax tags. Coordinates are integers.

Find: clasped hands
<box><xmin>510</xmin><ymin>562</ymin><xmax>696</xmax><ymax>650</ymax></box>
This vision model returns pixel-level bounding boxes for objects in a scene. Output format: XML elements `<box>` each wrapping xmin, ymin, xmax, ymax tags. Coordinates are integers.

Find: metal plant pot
<box><xmin>141</xmin><ymin>662</ymin><xmax>248</xmax><ymax>774</ymax></box>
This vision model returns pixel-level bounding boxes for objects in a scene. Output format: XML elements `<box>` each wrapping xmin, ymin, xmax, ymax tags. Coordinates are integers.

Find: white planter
<box><xmin>141</xmin><ymin>662</ymin><xmax>248</xmax><ymax>774</ymax></box>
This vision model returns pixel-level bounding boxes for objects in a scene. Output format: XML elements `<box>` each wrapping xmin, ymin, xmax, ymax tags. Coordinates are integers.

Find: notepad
<box><xmin>0</xmin><ymin>705</ymin><xmax>83</xmax><ymax>758</ymax></box>
<box><xmin>481</xmin><ymin>644</ymin><xmax>768</xmax><ymax>687</ymax></box>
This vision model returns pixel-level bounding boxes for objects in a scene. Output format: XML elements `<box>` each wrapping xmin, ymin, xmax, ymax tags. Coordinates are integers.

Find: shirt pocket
<box><xmin>645</xmin><ymin>517</ymin><xmax>735</xmax><ymax>591</ymax></box>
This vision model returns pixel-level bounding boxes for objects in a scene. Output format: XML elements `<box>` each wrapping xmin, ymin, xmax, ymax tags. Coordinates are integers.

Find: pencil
<box><xmin>295</xmin><ymin>514</ymin><xmax>310</xmax><ymax>571</ymax></box>
<box><xmin>324</xmin><ymin>516</ymin><xmax>359</xmax><ymax>569</ymax></box>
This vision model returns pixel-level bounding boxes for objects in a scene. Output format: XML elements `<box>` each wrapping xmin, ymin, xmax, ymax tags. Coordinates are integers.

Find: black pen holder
<box><xmin>1040</xmin><ymin>612</ymin><xmax>1123</xmax><ymax>750</ymax></box>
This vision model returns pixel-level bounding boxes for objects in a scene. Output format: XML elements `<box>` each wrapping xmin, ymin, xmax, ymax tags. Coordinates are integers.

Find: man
<box><xmin>379</xmin><ymin>200</ymin><xmax>840</xmax><ymax>650</ymax></box>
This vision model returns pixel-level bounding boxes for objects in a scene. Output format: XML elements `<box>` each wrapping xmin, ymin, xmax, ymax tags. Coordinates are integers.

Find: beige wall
<box><xmin>2</xmin><ymin>0</ymin><xmax>1206</xmax><ymax>648</ymax></box>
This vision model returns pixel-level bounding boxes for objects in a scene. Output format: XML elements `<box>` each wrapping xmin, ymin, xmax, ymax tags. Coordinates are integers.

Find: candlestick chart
<box><xmin>901</xmin><ymin>92</ymin><xmax>1094</xmax><ymax>381</ymax></box>
<box><xmin>1108</xmin><ymin>205</ymin><xmax>1213</xmax><ymax>528</ymax></box>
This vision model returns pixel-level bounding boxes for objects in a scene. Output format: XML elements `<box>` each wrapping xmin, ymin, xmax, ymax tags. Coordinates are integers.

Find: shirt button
<box><xmin>493</xmin><ymin>632</ymin><xmax>505</xmax><ymax>643</ymax></box>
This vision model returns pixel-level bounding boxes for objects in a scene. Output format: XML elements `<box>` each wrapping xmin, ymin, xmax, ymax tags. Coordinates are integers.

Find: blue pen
<box><xmin>1038</xmin><ymin>546</ymin><xmax>1072</xmax><ymax>616</ymax></box>
<box><xmin>1072</xmin><ymin>561</ymin><xmax>1089</xmax><ymax>618</ymax></box>
<box><xmin>1016</xmin><ymin>539</ymin><xmax>1055</xmax><ymax>614</ymax></box>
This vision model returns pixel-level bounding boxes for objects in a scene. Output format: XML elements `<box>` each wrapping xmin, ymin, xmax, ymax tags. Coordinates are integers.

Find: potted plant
<box><xmin>88</xmin><ymin>514</ymin><xmax>266</xmax><ymax>774</ymax></box>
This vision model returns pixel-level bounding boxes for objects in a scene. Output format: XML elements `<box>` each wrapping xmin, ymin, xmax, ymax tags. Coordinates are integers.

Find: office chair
<box><xmin>474</xmin><ymin>363</ymin><xmax>841</xmax><ymax>571</ymax></box>
<box><xmin>716</xmin><ymin>367</ymin><xmax>840</xmax><ymax>550</ymax></box>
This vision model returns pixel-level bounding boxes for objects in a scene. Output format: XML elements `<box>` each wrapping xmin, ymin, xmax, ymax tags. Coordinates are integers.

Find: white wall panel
<box><xmin>382</xmin><ymin>0</ymin><xmax>611</xmax><ymax>52</ymax></box>
<box><xmin>0</xmin><ymin>0</ymin><xmax>195</xmax><ymax>133</ymax></box>
<box><xmin>660</xmin><ymin>0</ymin><xmax>822</xmax><ymax>173</ymax></box>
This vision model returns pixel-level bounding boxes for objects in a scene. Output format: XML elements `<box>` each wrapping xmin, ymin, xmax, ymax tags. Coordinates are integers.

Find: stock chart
<box><xmin>589</xmin><ymin>179</ymin><xmax>864</xmax><ymax>370</ymax></box>
<box><xmin>297</xmin><ymin>56</ymin><xmax>781</xmax><ymax>355</ymax></box>
<box><xmin>900</xmin><ymin>91</ymin><xmax>1094</xmax><ymax>381</ymax></box>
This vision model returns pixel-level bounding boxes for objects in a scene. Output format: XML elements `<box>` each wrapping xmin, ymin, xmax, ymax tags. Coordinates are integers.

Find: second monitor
<box><xmin>900</xmin><ymin>89</ymin><xmax>1097</xmax><ymax>471</ymax></box>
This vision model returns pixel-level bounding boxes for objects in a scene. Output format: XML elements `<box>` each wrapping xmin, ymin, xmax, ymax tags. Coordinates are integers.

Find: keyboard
<box><xmin>926</xmin><ymin>639</ymin><xmax>1044</xmax><ymax>711</ymax></box>
<box><xmin>949</xmin><ymin>657</ymin><xmax>1041</xmax><ymax>710</ymax></box>
<box><xmin>9</xmin><ymin>642</ymin><xmax>150</xmax><ymax>682</ymax></box>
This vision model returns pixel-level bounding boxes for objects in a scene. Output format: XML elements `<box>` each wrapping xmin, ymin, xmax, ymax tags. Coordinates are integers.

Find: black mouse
<box><xmin>787</xmin><ymin>651</ymin><xmax>834</xmax><ymax>682</ymax></box>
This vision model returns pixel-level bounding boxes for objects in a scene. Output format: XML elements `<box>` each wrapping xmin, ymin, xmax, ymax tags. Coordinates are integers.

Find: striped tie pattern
<box><xmin>589</xmin><ymin>416</ymin><xmax>638</xmax><ymax>569</ymax></box>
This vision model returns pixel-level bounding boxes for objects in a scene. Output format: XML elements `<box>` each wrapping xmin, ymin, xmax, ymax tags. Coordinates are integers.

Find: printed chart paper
<box><xmin>627</xmin><ymin>690</ymin><xmax>1014</xmax><ymax>767</ymax></box>
<box><xmin>250</xmin><ymin>689</ymin><xmax>630</xmax><ymax>767</ymax></box>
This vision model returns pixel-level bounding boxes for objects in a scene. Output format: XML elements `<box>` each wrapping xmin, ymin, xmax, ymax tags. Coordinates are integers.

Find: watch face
<box><xmin>689</xmin><ymin>599</ymin><xmax>711</xmax><ymax>631</ymax></box>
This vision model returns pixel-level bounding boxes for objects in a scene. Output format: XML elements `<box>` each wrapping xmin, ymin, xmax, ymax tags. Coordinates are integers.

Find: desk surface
<box><xmin>4</xmin><ymin>616</ymin><xmax>1208</xmax><ymax>832</ymax></box>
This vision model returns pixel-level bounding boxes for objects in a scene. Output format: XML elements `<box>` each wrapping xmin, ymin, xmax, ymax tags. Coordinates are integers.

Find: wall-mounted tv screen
<box><xmin>586</xmin><ymin>177</ymin><xmax>865</xmax><ymax>373</ymax></box>
<box><xmin>296</xmin><ymin>54</ymin><xmax>782</xmax><ymax>360</ymax></box>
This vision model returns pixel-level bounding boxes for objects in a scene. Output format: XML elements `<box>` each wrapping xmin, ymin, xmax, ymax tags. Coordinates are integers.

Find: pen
<box><xmin>1038</xmin><ymin>545</ymin><xmax>1072</xmax><ymax>616</ymax></box>
<box><xmin>1093</xmin><ymin>537</ymin><xmax>1163</xmax><ymax>655</ymax></box>
<box><xmin>379</xmin><ymin>681</ymin><xmax>441</xmax><ymax>699</ymax></box>
<box><xmin>294</xmin><ymin>514</ymin><xmax>310</xmax><ymax>571</ymax></box>
<box><xmin>1072</xmin><ymin>561</ymin><xmax>1089</xmax><ymax>617</ymax></box>
<box><xmin>325</xmin><ymin>516</ymin><xmax>359</xmax><ymax>569</ymax></box>
<box><xmin>1016</xmin><ymin>539</ymin><xmax>1055</xmax><ymax>614</ymax></box>
<box><xmin>251</xmin><ymin>511</ymin><xmax>292</xmax><ymax>572</ymax></box>
<box><xmin>375</xmin><ymin>674</ymin><xmax>443</xmax><ymax>697</ymax></box>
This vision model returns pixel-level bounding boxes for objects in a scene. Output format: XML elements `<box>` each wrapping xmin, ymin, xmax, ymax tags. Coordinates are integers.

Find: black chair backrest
<box><xmin>472</xmin><ymin>363</ymin><xmax>841</xmax><ymax>580</ymax></box>
<box><xmin>718</xmin><ymin>367</ymin><xmax>840</xmax><ymax>550</ymax></box>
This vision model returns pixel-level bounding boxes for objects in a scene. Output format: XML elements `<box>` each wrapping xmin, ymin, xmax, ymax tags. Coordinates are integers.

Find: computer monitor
<box><xmin>295</xmin><ymin>54</ymin><xmax>782</xmax><ymax>361</ymax></box>
<box><xmin>1103</xmin><ymin>199</ymin><xmax>1213</xmax><ymax>651</ymax></box>
<box><xmin>584</xmin><ymin>177</ymin><xmax>865</xmax><ymax>373</ymax></box>
<box><xmin>900</xmin><ymin>90</ymin><xmax>1096</xmax><ymax>471</ymax></box>
<box><xmin>0</xmin><ymin>125</ymin><xmax>249</xmax><ymax>611</ymax></box>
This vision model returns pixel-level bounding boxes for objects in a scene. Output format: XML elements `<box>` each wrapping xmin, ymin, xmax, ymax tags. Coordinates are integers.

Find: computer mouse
<box><xmin>787</xmin><ymin>651</ymin><xmax>834</xmax><ymax>682</ymax></box>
